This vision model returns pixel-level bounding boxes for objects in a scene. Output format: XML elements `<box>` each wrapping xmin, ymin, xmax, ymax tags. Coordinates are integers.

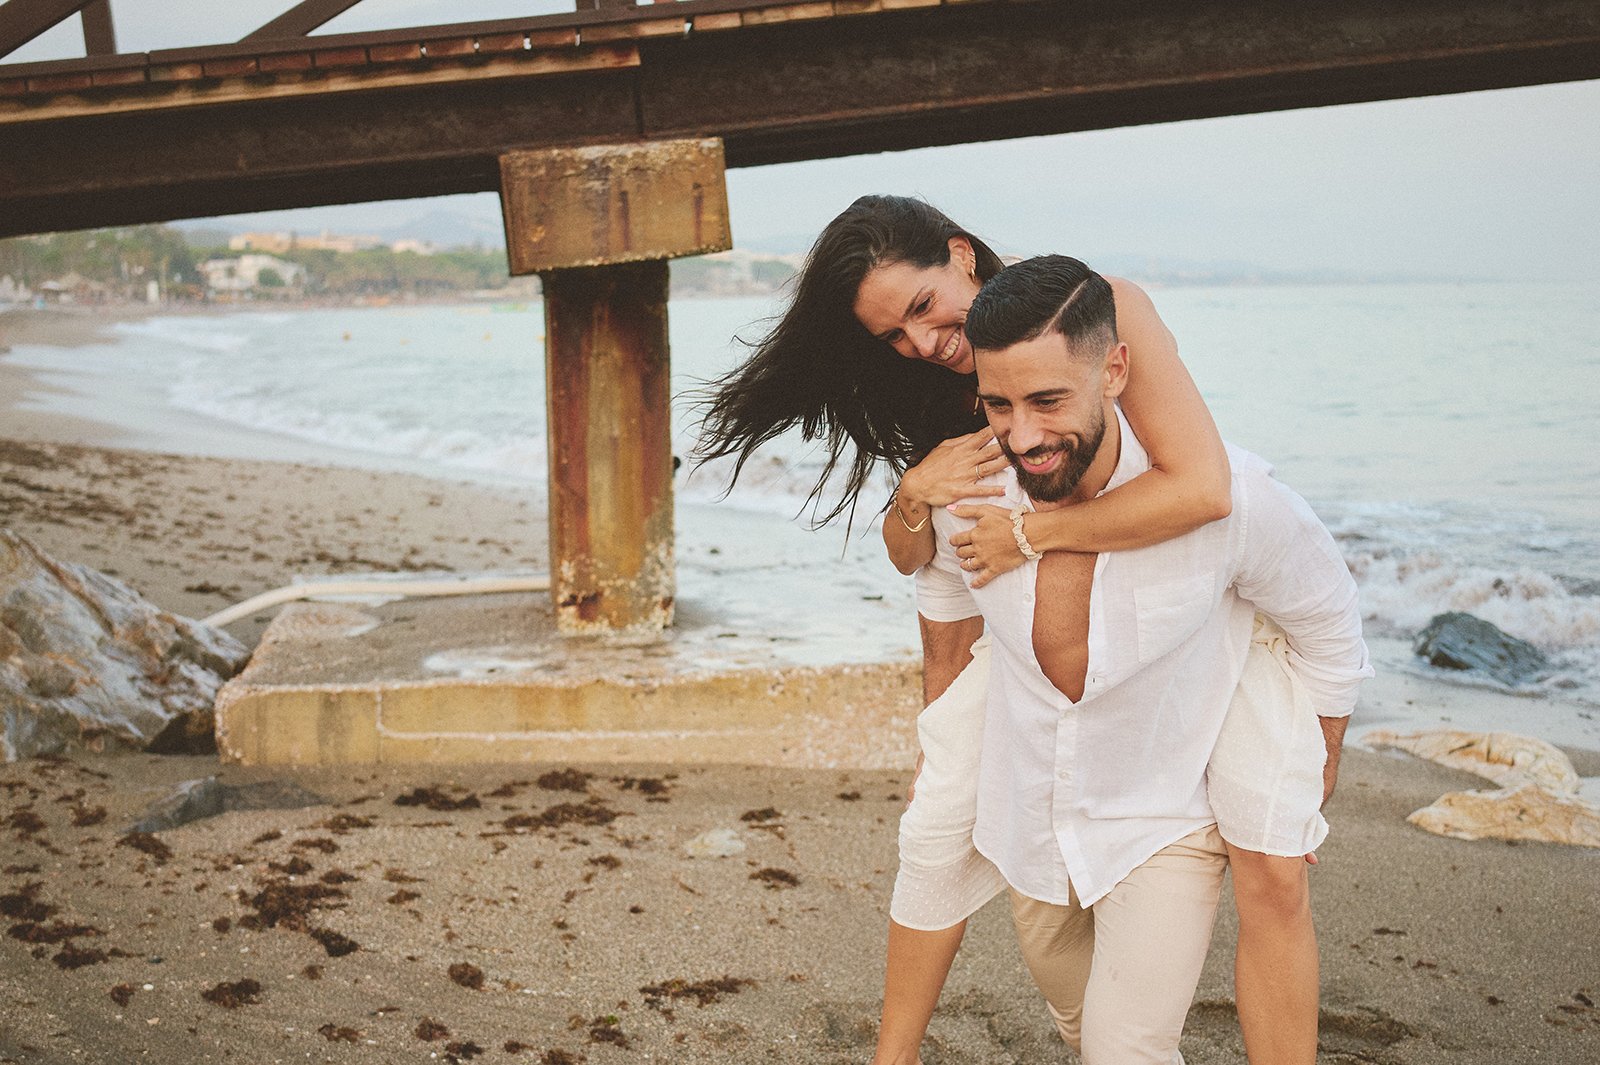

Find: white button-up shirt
<box><xmin>916</xmin><ymin>408</ymin><xmax>1372</xmax><ymax>906</ymax></box>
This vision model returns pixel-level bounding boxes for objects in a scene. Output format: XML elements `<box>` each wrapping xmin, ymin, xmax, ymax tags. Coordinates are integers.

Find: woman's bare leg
<box><xmin>1226</xmin><ymin>844</ymin><xmax>1319</xmax><ymax>1065</ymax></box>
<box><xmin>869</xmin><ymin>919</ymin><xmax>966</xmax><ymax>1065</ymax></box>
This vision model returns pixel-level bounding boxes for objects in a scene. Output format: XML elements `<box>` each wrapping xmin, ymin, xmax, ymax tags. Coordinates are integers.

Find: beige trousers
<box><xmin>1010</xmin><ymin>825</ymin><xmax>1228</xmax><ymax>1065</ymax></box>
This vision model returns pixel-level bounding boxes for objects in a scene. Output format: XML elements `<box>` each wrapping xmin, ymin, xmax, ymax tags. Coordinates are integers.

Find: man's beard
<box><xmin>999</xmin><ymin>403</ymin><xmax>1106</xmax><ymax>502</ymax></box>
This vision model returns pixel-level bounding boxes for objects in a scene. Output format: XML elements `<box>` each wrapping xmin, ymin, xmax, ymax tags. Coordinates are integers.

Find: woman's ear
<box><xmin>948</xmin><ymin>236</ymin><xmax>975</xmax><ymax>277</ymax></box>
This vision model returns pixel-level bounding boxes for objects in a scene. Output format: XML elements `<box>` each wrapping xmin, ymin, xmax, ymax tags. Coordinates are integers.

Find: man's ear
<box><xmin>1103</xmin><ymin>341</ymin><xmax>1130</xmax><ymax>399</ymax></box>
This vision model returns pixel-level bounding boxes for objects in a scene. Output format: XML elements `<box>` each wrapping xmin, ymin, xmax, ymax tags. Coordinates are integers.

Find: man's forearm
<box><xmin>1318</xmin><ymin>714</ymin><xmax>1349</xmax><ymax>805</ymax></box>
<box><xmin>919</xmin><ymin>614</ymin><xmax>985</xmax><ymax>705</ymax></box>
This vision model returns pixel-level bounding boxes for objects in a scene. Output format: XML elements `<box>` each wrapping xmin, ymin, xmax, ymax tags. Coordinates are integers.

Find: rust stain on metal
<box><xmin>691</xmin><ymin>12</ymin><xmax>743</xmax><ymax>32</ymax></box>
<box><xmin>476</xmin><ymin>33</ymin><xmax>528</xmax><ymax>54</ymax></box>
<box><xmin>527</xmin><ymin>29</ymin><xmax>580</xmax><ymax>49</ymax></box>
<box><xmin>145</xmin><ymin>62</ymin><xmax>204</xmax><ymax>82</ymax></box>
<box><xmin>366</xmin><ymin>43</ymin><xmax>423</xmax><ymax>63</ymax></box>
<box><xmin>29</xmin><ymin>72</ymin><xmax>93</xmax><ymax>93</ymax></box>
<box><xmin>259</xmin><ymin>52</ymin><xmax>316</xmax><ymax>72</ymax></box>
<box><xmin>90</xmin><ymin>68</ymin><xmax>146</xmax><ymax>87</ymax></box>
<box><xmin>423</xmin><ymin>37</ymin><xmax>478</xmax><ymax>59</ymax></box>
<box><xmin>539</xmin><ymin>260</ymin><xmax>675</xmax><ymax>634</ymax></box>
<box><xmin>202</xmin><ymin>57</ymin><xmax>260</xmax><ymax>79</ymax></box>
<box><xmin>499</xmin><ymin>138</ymin><xmax>731</xmax><ymax>274</ymax></box>
<box><xmin>312</xmin><ymin>47</ymin><xmax>369</xmax><ymax>70</ymax></box>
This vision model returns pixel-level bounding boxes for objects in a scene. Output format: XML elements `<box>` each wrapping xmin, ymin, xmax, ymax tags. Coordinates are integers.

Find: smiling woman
<box><xmin>693</xmin><ymin>195</ymin><xmax>1004</xmax><ymax>528</ymax></box>
<box><xmin>853</xmin><ymin>245</ymin><xmax>982</xmax><ymax>375</ymax></box>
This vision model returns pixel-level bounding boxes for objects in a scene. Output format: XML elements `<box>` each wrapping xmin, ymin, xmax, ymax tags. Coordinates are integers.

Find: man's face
<box><xmin>976</xmin><ymin>332</ymin><xmax>1123</xmax><ymax>503</ymax></box>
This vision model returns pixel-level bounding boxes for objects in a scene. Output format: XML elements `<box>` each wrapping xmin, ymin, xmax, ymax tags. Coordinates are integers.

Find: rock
<box><xmin>682</xmin><ymin>828</ymin><xmax>745</xmax><ymax>858</ymax></box>
<box><xmin>1405</xmin><ymin>783</ymin><xmax>1600</xmax><ymax>848</ymax></box>
<box><xmin>130</xmin><ymin>777</ymin><xmax>328</xmax><ymax>833</ymax></box>
<box><xmin>0</xmin><ymin>530</ymin><xmax>250</xmax><ymax>760</ymax></box>
<box><xmin>1412</xmin><ymin>611</ymin><xmax>1549</xmax><ymax>685</ymax></box>
<box><xmin>1363</xmin><ymin>729</ymin><xmax>1580</xmax><ymax>794</ymax></box>
<box><xmin>1363</xmin><ymin>727</ymin><xmax>1600</xmax><ymax>848</ymax></box>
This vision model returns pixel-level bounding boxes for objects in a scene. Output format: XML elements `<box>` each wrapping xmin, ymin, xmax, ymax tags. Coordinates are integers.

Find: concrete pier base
<box><xmin>213</xmin><ymin>593</ymin><xmax>920</xmax><ymax>767</ymax></box>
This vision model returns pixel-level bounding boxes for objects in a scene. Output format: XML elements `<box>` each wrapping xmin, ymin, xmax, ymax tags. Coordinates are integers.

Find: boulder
<box><xmin>1363</xmin><ymin>727</ymin><xmax>1600</xmax><ymax>848</ymax></box>
<box><xmin>1363</xmin><ymin>729</ymin><xmax>1580</xmax><ymax>793</ymax></box>
<box><xmin>1412</xmin><ymin>611</ymin><xmax>1549</xmax><ymax>686</ymax></box>
<box><xmin>130</xmin><ymin>776</ymin><xmax>328</xmax><ymax>833</ymax></box>
<box><xmin>0</xmin><ymin>530</ymin><xmax>250</xmax><ymax>760</ymax></box>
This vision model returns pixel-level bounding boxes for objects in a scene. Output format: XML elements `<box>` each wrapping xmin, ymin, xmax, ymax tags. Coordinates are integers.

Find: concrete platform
<box><xmin>214</xmin><ymin>591</ymin><xmax>922</xmax><ymax>768</ymax></box>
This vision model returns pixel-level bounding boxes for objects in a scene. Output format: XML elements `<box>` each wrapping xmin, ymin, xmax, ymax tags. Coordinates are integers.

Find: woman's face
<box><xmin>852</xmin><ymin>236</ymin><xmax>982</xmax><ymax>376</ymax></box>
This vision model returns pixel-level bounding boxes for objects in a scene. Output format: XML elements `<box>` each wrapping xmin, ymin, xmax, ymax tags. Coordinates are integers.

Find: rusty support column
<box><xmin>540</xmin><ymin>261</ymin><xmax>673</xmax><ymax>632</ymax></box>
<box><xmin>499</xmin><ymin>139</ymin><xmax>731</xmax><ymax>635</ymax></box>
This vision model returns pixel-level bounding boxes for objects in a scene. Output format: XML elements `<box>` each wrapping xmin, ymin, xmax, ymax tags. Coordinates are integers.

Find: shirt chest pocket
<box><xmin>1133</xmin><ymin>573</ymin><xmax>1217</xmax><ymax>664</ymax></box>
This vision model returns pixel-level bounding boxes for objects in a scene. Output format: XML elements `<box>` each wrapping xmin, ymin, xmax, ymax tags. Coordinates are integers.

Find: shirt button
<box><xmin>1023</xmin><ymin>592</ymin><xmax>1035</xmax><ymax>603</ymax></box>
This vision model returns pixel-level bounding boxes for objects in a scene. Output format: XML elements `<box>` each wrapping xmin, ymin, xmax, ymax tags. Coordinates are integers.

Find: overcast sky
<box><xmin>10</xmin><ymin>1</ymin><xmax>1600</xmax><ymax>280</ymax></box>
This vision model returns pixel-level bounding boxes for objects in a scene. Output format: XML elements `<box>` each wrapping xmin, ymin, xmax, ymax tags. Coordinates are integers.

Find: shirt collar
<box><xmin>1100</xmin><ymin>403</ymin><xmax>1148</xmax><ymax>497</ymax></box>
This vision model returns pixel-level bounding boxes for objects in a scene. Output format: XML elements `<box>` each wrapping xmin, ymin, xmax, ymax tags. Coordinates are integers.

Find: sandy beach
<box><xmin>3</xmin><ymin>306</ymin><xmax>550</xmax><ymax>648</ymax></box>
<box><xmin>3</xmin><ymin>306</ymin><xmax>1598</xmax><ymax>1063</ymax></box>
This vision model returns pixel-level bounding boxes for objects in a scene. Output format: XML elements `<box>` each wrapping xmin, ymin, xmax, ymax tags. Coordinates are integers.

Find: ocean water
<box><xmin>5</xmin><ymin>284</ymin><xmax>1598</xmax><ymax>700</ymax></box>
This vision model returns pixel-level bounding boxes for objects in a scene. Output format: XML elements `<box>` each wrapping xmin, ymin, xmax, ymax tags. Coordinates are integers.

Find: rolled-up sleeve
<box><xmin>1232</xmin><ymin>469</ymin><xmax>1373</xmax><ymax>716</ymax></box>
<box><xmin>915</xmin><ymin>510</ymin><xmax>981</xmax><ymax>623</ymax></box>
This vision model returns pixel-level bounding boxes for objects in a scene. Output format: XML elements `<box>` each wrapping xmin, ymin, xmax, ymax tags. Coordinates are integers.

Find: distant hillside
<box><xmin>374</xmin><ymin>209</ymin><xmax>506</xmax><ymax>251</ymax></box>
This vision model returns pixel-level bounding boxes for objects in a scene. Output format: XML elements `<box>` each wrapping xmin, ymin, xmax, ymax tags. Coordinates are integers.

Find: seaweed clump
<box><xmin>0</xmin><ymin>883</ymin><xmax>55</xmax><ymax>922</ymax></box>
<box><xmin>640</xmin><ymin>975</ymin><xmax>756</xmax><ymax>1011</ymax></box>
<box><xmin>750</xmin><ymin>868</ymin><xmax>801</xmax><ymax>890</ymax></box>
<box><xmin>415</xmin><ymin>1018</ymin><xmax>451</xmax><ymax>1042</ymax></box>
<box><xmin>394</xmin><ymin>786</ymin><xmax>481</xmax><ymax>812</ymax></box>
<box><xmin>536</xmin><ymin>769</ymin><xmax>594</xmax><ymax>793</ymax></box>
<box><xmin>117</xmin><ymin>831</ymin><xmax>173</xmax><ymax>864</ymax></box>
<box><xmin>202</xmin><ymin>978</ymin><xmax>263</xmax><ymax>1008</ymax></box>
<box><xmin>448</xmin><ymin>962</ymin><xmax>486</xmax><ymax>990</ymax></box>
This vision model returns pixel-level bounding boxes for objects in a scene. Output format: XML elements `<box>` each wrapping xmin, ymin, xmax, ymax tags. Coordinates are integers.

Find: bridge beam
<box><xmin>499</xmin><ymin>139</ymin><xmax>731</xmax><ymax>635</ymax></box>
<box><xmin>1</xmin><ymin>0</ymin><xmax>1596</xmax><ymax>238</ymax></box>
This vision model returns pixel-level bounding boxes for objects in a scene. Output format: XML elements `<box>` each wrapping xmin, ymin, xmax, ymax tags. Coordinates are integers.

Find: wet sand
<box><xmin>3</xmin><ymin>307</ymin><xmax>1598</xmax><ymax>1063</ymax></box>
<box><xmin>0</xmin><ymin>750</ymin><xmax>1595</xmax><ymax>1065</ymax></box>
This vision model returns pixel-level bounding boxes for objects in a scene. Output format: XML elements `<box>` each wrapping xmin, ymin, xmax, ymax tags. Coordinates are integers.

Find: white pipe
<box><xmin>202</xmin><ymin>574</ymin><xmax>551</xmax><ymax>628</ymax></box>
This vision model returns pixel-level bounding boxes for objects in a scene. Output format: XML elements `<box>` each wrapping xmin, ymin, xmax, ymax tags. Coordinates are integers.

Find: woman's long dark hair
<box><xmin>692</xmin><ymin>195</ymin><xmax>1004</xmax><ymax>526</ymax></box>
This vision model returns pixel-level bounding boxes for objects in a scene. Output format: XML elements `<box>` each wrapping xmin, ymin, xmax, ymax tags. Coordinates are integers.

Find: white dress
<box><xmin>890</xmin><ymin>617</ymin><xmax>1328</xmax><ymax>931</ymax></box>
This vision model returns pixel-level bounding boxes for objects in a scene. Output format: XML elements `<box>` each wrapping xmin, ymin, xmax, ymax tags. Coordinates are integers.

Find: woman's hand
<box><xmin>946</xmin><ymin>503</ymin><xmax>1028</xmax><ymax>588</ymax></box>
<box><xmin>899</xmin><ymin>430</ymin><xmax>1008</xmax><ymax>510</ymax></box>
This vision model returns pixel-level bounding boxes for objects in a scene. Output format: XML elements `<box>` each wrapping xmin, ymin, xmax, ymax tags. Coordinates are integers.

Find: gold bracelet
<box><xmin>893</xmin><ymin>491</ymin><xmax>930</xmax><ymax>533</ymax></box>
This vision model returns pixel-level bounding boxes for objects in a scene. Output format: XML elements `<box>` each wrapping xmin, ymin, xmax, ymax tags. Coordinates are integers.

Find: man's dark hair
<box><xmin>964</xmin><ymin>255</ymin><xmax>1118</xmax><ymax>359</ymax></box>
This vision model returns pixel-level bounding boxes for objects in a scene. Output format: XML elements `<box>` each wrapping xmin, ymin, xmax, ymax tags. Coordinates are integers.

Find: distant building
<box><xmin>297</xmin><ymin>230</ymin><xmax>384</xmax><ymax>254</ymax></box>
<box><xmin>227</xmin><ymin>230</ymin><xmax>384</xmax><ymax>255</ymax></box>
<box><xmin>37</xmin><ymin>272</ymin><xmax>110</xmax><ymax>304</ymax></box>
<box><xmin>390</xmin><ymin>239</ymin><xmax>438</xmax><ymax>256</ymax></box>
<box><xmin>229</xmin><ymin>231</ymin><xmax>295</xmax><ymax>254</ymax></box>
<box><xmin>199</xmin><ymin>254</ymin><xmax>306</xmax><ymax>294</ymax></box>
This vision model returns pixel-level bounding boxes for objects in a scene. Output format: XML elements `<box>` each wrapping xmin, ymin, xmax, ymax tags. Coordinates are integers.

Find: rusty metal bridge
<box><xmin>4</xmin><ymin>0</ymin><xmax>1598</xmax><ymax>238</ymax></box>
<box><xmin>3</xmin><ymin>0</ymin><xmax>1599</xmax><ymax>673</ymax></box>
